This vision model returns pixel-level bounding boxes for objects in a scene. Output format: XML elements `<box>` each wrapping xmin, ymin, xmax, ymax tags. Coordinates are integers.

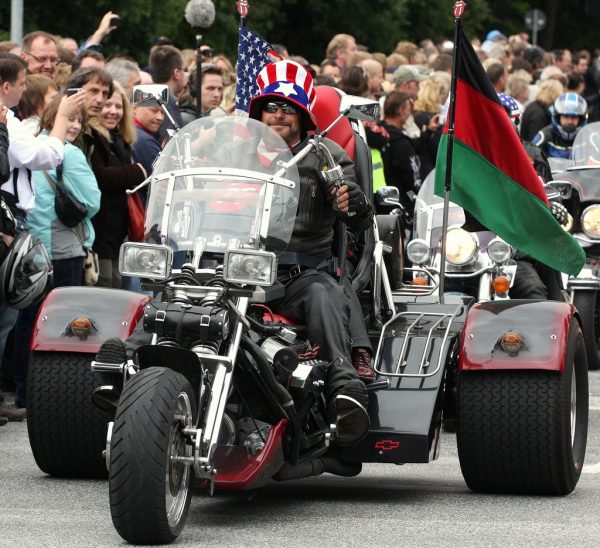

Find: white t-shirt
<box><xmin>1</xmin><ymin>110</ymin><xmax>64</xmax><ymax>214</ymax></box>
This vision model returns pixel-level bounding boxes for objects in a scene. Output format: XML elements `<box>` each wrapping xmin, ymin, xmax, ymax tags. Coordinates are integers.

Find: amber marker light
<box><xmin>412</xmin><ymin>276</ymin><xmax>429</xmax><ymax>286</ymax></box>
<box><xmin>500</xmin><ymin>330</ymin><xmax>523</xmax><ymax>355</ymax></box>
<box><xmin>71</xmin><ymin>317</ymin><xmax>92</xmax><ymax>339</ymax></box>
<box><xmin>492</xmin><ymin>275</ymin><xmax>511</xmax><ymax>295</ymax></box>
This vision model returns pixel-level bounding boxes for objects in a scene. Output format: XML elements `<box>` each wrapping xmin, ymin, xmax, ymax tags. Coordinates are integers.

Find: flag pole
<box><xmin>439</xmin><ymin>0</ymin><xmax>468</xmax><ymax>304</ymax></box>
<box><xmin>237</xmin><ymin>0</ymin><xmax>249</xmax><ymax>27</ymax></box>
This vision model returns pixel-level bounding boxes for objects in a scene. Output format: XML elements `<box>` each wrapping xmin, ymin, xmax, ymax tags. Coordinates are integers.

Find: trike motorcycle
<box><xmin>26</xmin><ymin>92</ymin><xmax>589</xmax><ymax>545</ymax></box>
<box><xmin>549</xmin><ymin>121</ymin><xmax>600</xmax><ymax>370</ymax></box>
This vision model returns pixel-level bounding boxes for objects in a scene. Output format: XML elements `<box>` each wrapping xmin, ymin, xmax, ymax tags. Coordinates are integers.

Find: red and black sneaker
<box><xmin>352</xmin><ymin>347</ymin><xmax>376</xmax><ymax>380</ymax></box>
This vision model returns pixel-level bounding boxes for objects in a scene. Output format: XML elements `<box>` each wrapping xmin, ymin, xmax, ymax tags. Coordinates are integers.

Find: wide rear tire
<box><xmin>457</xmin><ymin>321</ymin><xmax>588</xmax><ymax>495</ymax></box>
<box><xmin>27</xmin><ymin>351</ymin><xmax>111</xmax><ymax>478</ymax></box>
<box><xmin>573</xmin><ymin>291</ymin><xmax>600</xmax><ymax>370</ymax></box>
<box><xmin>109</xmin><ymin>367</ymin><xmax>196</xmax><ymax>545</ymax></box>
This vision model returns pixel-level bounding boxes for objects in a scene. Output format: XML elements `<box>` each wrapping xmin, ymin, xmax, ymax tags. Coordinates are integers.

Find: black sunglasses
<box><xmin>262</xmin><ymin>101</ymin><xmax>297</xmax><ymax>115</ymax></box>
<box><xmin>201</xmin><ymin>48</ymin><xmax>214</xmax><ymax>57</ymax></box>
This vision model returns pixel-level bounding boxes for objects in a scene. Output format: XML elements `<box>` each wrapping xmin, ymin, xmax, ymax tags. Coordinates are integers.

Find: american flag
<box><xmin>235</xmin><ymin>26</ymin><xmax>276</xmax><ymax>112</ymax></box>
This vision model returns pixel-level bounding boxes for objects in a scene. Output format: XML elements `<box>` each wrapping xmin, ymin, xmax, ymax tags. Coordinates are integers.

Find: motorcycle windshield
<box><xmin>572</xmin><ymin>122</ymin><xmax>600</xmax><ymax>167</ymax></box>
<box><xmin>413</xmin><ymin>170</ymin><xmax>465</xmax><ymax>243</ymax></box>
<box><xmin>145</xmin><ymin>117</ymin><xmax>299</xmax><ymax>254</ymax></box>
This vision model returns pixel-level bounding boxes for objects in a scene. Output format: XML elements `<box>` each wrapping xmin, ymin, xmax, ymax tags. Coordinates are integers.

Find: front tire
<box><xmin>573</xmin><ymin>291</ymin><xmax>600</xmax><ymax>370</ymax></box>
<box><xmin>27</xmin><ymin>351</ymin><xmax>111</xmax><ymax>478</ymax></box>
<box><xmin>457</xmin><ymin>321</ymin><xmax>588</xmax><ymax>495</ymax></box>
<box><xmin>109</xmin><ymin>367</ymin><xmax>196</xmax><ymax>545</ymax></box>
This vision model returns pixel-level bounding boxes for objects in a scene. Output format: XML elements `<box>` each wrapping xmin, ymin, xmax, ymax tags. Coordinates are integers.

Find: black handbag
<box><xmin>43</xmin><ymin>164</ymin><xmax>88</xmax><ymax>228</ymax></box>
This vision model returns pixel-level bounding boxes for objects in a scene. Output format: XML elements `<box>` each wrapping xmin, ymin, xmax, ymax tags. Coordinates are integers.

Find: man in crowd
<box><xmin>325</xmin><ymin>34</ymin><xmax>358</xmax><ymax>75</ymax></box>
<box><xmin>132</xmin><ymin>102</ymin><xmax>164</xmax><ymax>176</ymax></box>
<box><xmin>149</xmin><ymin>44</ymin><xmax>187</xmax><ymax>139</ymax></box>
<box><xmin>199</xmin><ymin>64</ymin><xmax>225</xmax><ymax>116</ymax></box>
<box><xmin>106</xmin><ymin>58</ymin><xmax>142</xmax><ymax>99</ymax></box>
<box><xmin>20</xmin><ymin>31</ymin><xmax>60</xmax><ymax>78</ymax></box>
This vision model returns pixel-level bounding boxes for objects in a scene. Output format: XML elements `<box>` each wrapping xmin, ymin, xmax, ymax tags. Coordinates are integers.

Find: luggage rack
<box><xmin>373</xmin><ymin>307</ymin><xmax>463</xmax><ymax>379</ymax></box>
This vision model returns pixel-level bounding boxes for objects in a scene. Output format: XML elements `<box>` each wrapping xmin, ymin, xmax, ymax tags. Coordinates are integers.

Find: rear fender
<box><xmin>32</xmin><ymin>287</ymin><xmax>151</xmax><ymax>354</ymax></box>
<box><xmin>459</xmin><ymin>300</ymin><xmax>576</xmax><ymax>373</ymax></box>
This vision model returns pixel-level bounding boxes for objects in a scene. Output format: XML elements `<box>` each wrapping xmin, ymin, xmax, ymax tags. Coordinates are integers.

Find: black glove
<box><xmin>550</xmin><ymin>201</ymin><xmax>569</xmax><ymax>227</ymax></box>
<box><xmin>346</xmin><ymin>183</ymin><xmax>368</xmax><ymax>216</ymax></box>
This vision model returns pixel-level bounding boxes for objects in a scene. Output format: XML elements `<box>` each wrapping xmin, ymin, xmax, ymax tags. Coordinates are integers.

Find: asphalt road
<box><xmin>2</xmin><ymin>371</ymin><xmax>600</xmax><ymax>548</ymax></box>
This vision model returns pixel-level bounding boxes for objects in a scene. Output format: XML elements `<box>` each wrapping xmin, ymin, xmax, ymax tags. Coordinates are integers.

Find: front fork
<box><xmin>102</xmin><ymin>298</ymin><xmax>249</xmax><ymax>495</ymax></box>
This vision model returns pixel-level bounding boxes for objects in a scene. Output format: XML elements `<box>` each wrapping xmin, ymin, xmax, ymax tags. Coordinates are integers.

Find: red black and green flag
<box><xmin>434</xmin><ymin>22</ymin><xmax>585</xmax><ymax>276</ymax></box>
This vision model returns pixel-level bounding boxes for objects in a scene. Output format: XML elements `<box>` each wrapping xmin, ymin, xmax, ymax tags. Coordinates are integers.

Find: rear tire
<box><xmin>109</xmin><ymin>367</ymin><xmax>196</xmax><ymax>545</ymax></box>
<box><xmin>457</xmin><ymin>321</ymin><xmax>588</xmax><ymax>495</ymax></box>
<box><xmin>27</xmin><ymin>351</ymin><xmax>111</xmax><ymax>478</ymax></box>
<box><xmin>573</xmin><ymin>291</ymin><xmax>600</xmax><ymax>370</ymax></box>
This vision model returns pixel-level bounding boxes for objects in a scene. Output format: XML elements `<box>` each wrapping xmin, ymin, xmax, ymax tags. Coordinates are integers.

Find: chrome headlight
<box><xmin>406</xmin><ymin>239</ymin><xmax>430</xmax><ymax>265</ymax></box>
<box><xmin>445</xmin><ymin>227</ymin><xmax>478</xmax><ymax>266</ymax></box>
<box><xmin>224</xmin><ymin>250</ymin><xmax>276</xmax><ymax>286</ymax></box>
<box><xmin>119</xmin><ymin>243</ymin><xmax>172</xmax><ymax>279</ymax></box>
<box><xmin>487</xmin><ymin>238</ymin><xmax>513</xmax><ymax>264</ymax></box>
<box><xmin>581</xmin><ymin>205</ymin><xmax>600</xmax><ymax>238</ymax></box>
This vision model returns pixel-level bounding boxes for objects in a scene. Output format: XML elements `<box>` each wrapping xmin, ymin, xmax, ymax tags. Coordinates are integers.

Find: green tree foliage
<box><xmin>1</xmin><ymin>0</ymin><xmax>599</xmax><ymax>65</ymax></box>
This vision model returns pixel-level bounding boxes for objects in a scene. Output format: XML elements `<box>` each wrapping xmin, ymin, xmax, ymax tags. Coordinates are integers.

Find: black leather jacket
<box><xmin>289</xmin><ymin>136</ymin><xmax>372</xmax><ymax>259</ymax></box>
<box><xmin>0</xmin><ymin>123</ymin><xmax>9</xmax><ymax>184</ymax></box>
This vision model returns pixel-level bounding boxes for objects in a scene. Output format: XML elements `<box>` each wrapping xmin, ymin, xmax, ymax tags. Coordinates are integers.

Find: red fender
<box><xmin>31</xmin><ymin>287</ymin><xmax>150</xmax><ymax>354</ymax></box>
<box><xmin>459</xmin><ymin>300</ymin><xmax>576</xmax><ymax>373</ymax></box>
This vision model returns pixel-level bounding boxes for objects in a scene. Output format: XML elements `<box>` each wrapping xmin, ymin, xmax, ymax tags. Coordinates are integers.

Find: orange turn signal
<box><xmin>412</xmin><ymin>276</ymin><xmax>429</xmax><ymax>286</ymax></box>
<box><xmin>500</xmin><ymin>330</ymin><xmax>523</xmax><ymax>355</ymax></box>
<box><xmin>492</xmin><ymin>275</ymin><xmax>511</xmax><ymax>295</ymax></box>
<box><xmin>71</xmin><ymin>317</ymin><xmax>92</xmax><ymax>339</ymax></box>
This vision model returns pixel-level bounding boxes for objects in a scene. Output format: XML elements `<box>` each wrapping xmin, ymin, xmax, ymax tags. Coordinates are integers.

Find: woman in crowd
<box><xmin>88</xmin><ymin>81</ymin><xmax>146</xmax><ymax>288</ymax></box>
<box><xmin>28</xmin><ymin>93</ymin><xmax>100</xmax><ymax>286</ymax></box>
<box><xmin>521</xmin><ymin>78</ymin><xmax>564</xmax><ymax>141</ymax></box>
<box><xmin>17</xmin><ymin>74</ymin><xmax>59</xmax><ymax>135</ymax></box>
<box><xmin>13</xmin><ymin>93</ymin><xmax>100</xmax><ymax>412</ymax></box>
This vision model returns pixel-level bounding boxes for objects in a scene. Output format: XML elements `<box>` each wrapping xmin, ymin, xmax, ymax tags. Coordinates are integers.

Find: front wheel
<box><xmin>109</xmin><ymin>367</ymin><xmax>197</xmax><ymax>545</ymax></box>
<box><xmin>573</xmin><ymin>290</ymin><xmax>600</xmax><ymax>370</ymax></box>
<box><xmin>457</xmin><ymin>321</ymin><xmax>588</xmax><ymax>495</ymax></box>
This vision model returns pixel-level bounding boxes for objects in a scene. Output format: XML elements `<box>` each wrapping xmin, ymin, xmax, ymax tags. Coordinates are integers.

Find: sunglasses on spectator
<box><xmin>262</xmin><ymin>101</ymin><xmax>297</xmax><ymax>115</ymax></box>
<box><xmin>201</xmin><ymin>48</ymin><xmax>214</xmax><ymax>57</ymax></box>
<box><xmin>25</xmin><ymin>53</ymin><xmax>60</xmax><ymax>65</ymax></box>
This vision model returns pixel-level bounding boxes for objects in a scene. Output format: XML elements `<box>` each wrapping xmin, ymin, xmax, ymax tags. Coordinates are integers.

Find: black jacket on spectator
<box><xmin>89</xmin><ymin>128</ymin><xmax>145</xmax><ymax>259</ymax></box>
<box><xmin>521</xmin><ymin>100</ymin><xmax>551</xmax><ymax>142</ymax></box>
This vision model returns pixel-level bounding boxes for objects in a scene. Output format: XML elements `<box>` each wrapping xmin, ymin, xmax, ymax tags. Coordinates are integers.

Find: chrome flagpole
<box><xmin>439</xmin><ymin>0</ymin><xmax>468</xmax><ymax>304</ymax></box>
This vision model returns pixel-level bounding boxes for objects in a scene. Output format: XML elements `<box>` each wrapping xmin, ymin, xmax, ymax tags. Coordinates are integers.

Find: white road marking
<box><xmin>583</xmin><ymin>462</ymin><xmax>600</xmax><ymax>474</ymax></box>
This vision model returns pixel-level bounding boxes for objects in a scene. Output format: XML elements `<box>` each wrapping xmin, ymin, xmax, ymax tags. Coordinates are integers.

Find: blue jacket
<box><xmin>29</xmin><ymin>135</ymin><xmax>101</xmax><ymax>260</ymax></box>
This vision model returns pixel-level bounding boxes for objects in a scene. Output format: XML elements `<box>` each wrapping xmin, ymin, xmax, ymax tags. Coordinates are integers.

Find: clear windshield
<box><xmin>571</xmin><ymin>122</ymin><xmax>600</xmax><ymax>167</ymax></box>
<box><xmin>145</xmin><ymin>117</ymin><xmax>299</xmax><ymax>254</ymax></box>
<box><xmin>413</xmin><ymin>170</ymin><xmax>465</xmax><ymax>243</ymax></box>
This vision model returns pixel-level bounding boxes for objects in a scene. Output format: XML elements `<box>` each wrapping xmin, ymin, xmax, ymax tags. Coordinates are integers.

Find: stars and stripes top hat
<box><xmin>248</xmin><ymin>60</ymin><xmax>318</xmax><ymax>130</ymax></box>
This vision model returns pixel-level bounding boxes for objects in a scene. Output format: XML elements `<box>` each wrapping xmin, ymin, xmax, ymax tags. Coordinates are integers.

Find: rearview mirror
<box><xmin>545</xmin><ymin>180</ymin><xmax>572</xmax><ymax>200</ymax></box>
<box><xmin>375</xmin><ymin>186</ymin><xmax>400</xmax><ymax>206</ymax></box>
<box><xmin>339</xmin><ymin>95</ymin><xmax>380</xmax><ymax>122</ymax></box>
<box><xmin>132</xmin><ymin>84</ymin><xmax>169</xmax><ymax>107</ymax></box>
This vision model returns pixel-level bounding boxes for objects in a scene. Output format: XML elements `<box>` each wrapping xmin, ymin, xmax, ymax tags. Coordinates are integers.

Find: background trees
<box><xmin>1</xmin><ymin>0</ymin><xmax>599</xmax><ymax>65</ymax></box>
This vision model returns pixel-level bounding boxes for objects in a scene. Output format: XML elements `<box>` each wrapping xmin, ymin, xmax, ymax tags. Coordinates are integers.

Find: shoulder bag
<box><xmin>43</xmin><ymin>164</ymin><xmax>88</xmax><ymax>228</ymax></box>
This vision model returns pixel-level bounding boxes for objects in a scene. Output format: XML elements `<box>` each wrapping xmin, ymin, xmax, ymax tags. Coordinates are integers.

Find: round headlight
<box><xmin>487</xmin><ymin>238</ymin><xmax>512</xmax><ymax>264</ymax></box>
<box><xmin>406</xmin><ymin>239</ymin><xmax>430</xmax><ymax>265</ymax></box>
<box><xmin>581</xmin><ymin>205</ymin><xmax>600</xmax><ymax>238</ymax></box>
<box><xmin>445</xmin><ymin>227</ymin><xmax>478</xmax><ymax>266</ymax></box>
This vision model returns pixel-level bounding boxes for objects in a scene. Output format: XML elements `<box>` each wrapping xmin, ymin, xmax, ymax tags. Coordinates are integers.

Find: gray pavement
<box><xmin>1</xmin><ymin>371</ymin><xmax>599</xmax><ymax>547</ymax></box>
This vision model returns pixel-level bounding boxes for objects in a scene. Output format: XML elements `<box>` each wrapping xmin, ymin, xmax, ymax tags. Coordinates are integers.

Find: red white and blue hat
<box><xmin>248</xmin><ymin>60</ymin><xmax>318</xmax><ymax>130</ymax></box>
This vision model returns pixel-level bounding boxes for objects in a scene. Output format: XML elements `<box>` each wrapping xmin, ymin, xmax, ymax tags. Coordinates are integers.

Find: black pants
<box><xmin>274</xmin><ymin>269</ymin><xmax>357</xmax><ymax>400</ymax></box>
<box><xmin>511</xmin><ymin>259</ymin><xmax>548</xmax><ymax>300</ymax></box>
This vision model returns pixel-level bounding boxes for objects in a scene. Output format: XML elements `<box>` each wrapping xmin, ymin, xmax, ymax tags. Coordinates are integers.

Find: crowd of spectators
<box><xmin>1</xmin><ymin>9</ymin><xmax>600</xmax><ymax>420</ymax></box>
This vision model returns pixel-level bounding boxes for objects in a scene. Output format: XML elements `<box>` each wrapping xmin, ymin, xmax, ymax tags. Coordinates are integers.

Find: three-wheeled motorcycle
<box><xmin>26</xmin><ymin>88</ymin><xmax>588</xmax><ymax>545</ymax></box>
